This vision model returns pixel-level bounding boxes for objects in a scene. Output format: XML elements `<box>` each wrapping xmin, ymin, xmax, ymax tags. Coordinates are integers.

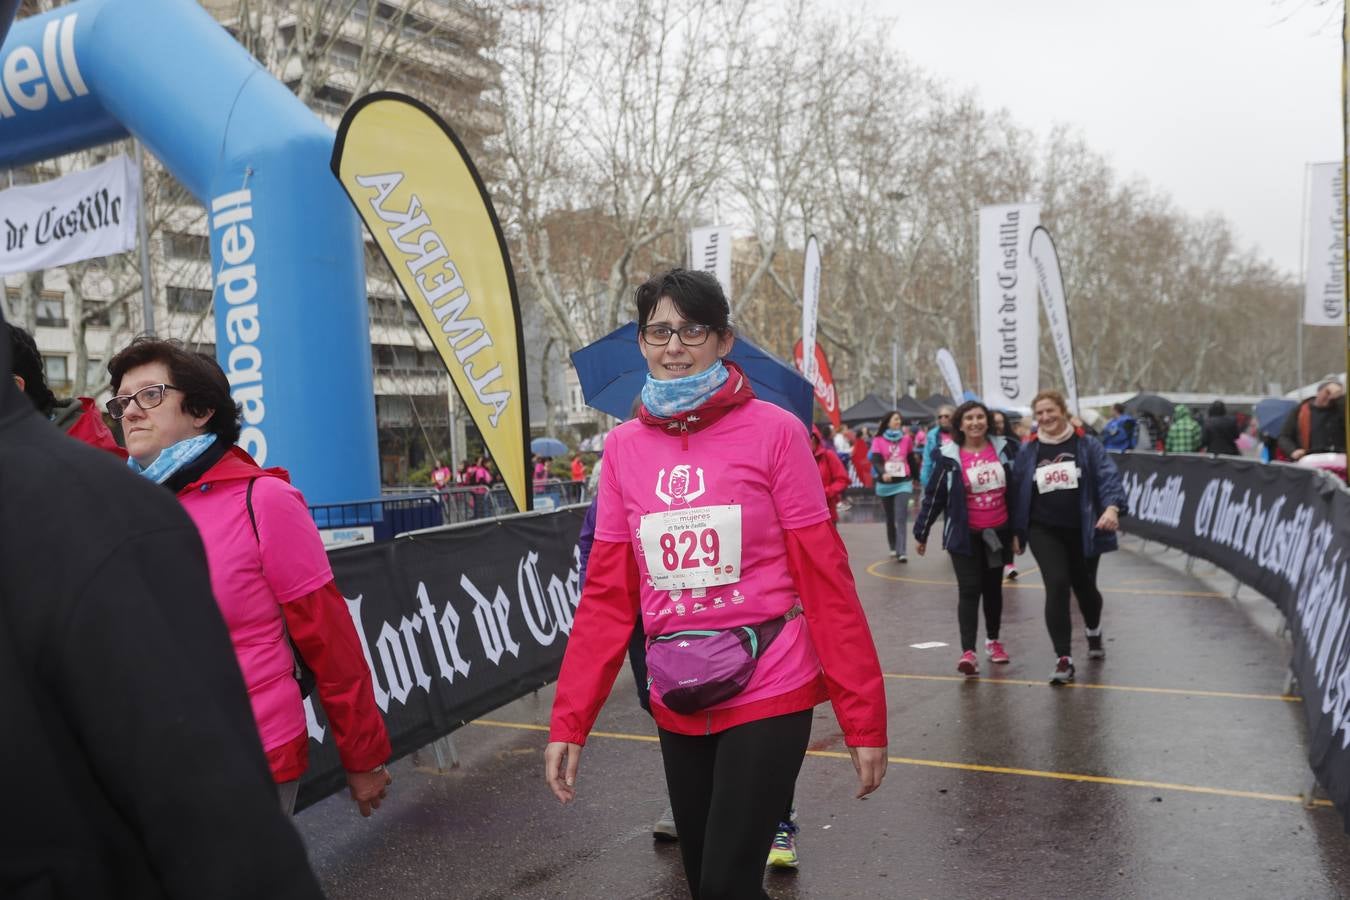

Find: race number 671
<box><xmin>659</xmin><ymin>528</ymin><xmax>720</xmax><ymax>570</ymax></box>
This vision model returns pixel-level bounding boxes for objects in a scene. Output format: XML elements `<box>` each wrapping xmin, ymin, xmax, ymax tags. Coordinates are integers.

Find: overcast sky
<box><xmin>878</xmin><ymin>0</ymin><xmax>1340</xmax><ymax>277</ymax></box>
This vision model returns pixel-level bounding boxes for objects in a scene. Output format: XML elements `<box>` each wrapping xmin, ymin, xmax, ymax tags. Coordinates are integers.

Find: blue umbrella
<box><xmin>531</xmin><ymin>436</ymin><xmax>569</xmax><ymax>457</ymax></box>
<box><xmin>570</xmin><ymin>322</ymin><xmax>815</xmax><ymax>426</ymax></box>
<box><xmin>1254</xmin><ymin>398</ymin><xmax>1296</xmax><ymax>439</ymax></box>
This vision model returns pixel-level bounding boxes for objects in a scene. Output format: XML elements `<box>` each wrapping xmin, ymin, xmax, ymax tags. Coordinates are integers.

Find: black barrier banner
<box><xmin>1113</xmin><ymin>453</ymin><xmax>1350</xmax><ymax>829</ymax></box>
<box><xmin>296</xmin><ymin>506</ymin><xmax>585</xmax><ymax>811</ymax></box>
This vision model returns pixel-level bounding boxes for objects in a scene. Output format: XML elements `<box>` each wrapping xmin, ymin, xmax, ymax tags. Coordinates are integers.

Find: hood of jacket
<box><xmin>175</xmin><ymin>444</ymin><xmax>291</xmax><ymax>496</ymax></box>
<box><xmin>1172</xmin><ymin>406</ymin><xmax>1195</xmax><ymax>423</ymax></box>
<box><xmin>638</xmin><ymin>360</ymin><xmax>757</xmax><ymax>437</ymax></box>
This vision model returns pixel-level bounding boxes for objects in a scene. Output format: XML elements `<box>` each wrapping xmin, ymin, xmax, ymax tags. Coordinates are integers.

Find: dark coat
<box><xmin>1010</xmin><ymin>430</ymin><xmax>1130</xmax><ymax>558</ymax></box>
<box><xmin>912</xmin><ymin>436</ymin><xmax>1015</xmax><ymax>556</ymax></box>
<box><xmin>1201</xmin><ymin>414</ymin><xmax>1241</xmax><ymax>456</ymax></box>
<box><xmin>0</xmin><ymin>311</ymin><xmax>323</xmax><ymax>899</ymax></box>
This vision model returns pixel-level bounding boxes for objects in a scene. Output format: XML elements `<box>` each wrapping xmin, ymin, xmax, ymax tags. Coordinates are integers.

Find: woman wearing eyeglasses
<box><xmin>106</xmin><ymin>338</ymin><xmax>391</xmax><ymax>816</ymax></box>
<box><xmin>545</xmin><ymin>269</ymin><xmax>887</xmax><ymax>897</ymax></box>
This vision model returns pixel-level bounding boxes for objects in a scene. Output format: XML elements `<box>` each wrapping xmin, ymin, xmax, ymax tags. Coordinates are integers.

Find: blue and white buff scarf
<box><xmin>128</xmin><ymin>432</ymin><xmax>218</xmax><ymax>484</ymax></box>
<box><xmin>883</xmin><ymin>428</ymin><xmax>904</xmax><ymax>442</ymax></box>
<box><xmin>642</xmin><ymin>359</ymin><xmax>730</xmax><ymax>418</ymax></box>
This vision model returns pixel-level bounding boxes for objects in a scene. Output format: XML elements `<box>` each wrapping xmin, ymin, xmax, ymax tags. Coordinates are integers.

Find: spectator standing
<box><xmin>813</xmin><ymin>425</ymin><xmax>851</xmax><ymax>523</ymax></box>
<box><xmin>920</xmin><ymin>405</ymin><xmax>956</xmax><ymax>489</ymax></box>
<box><xmin>1200</xmin><ymin>401</ymin><xmax>1241</xmax><ymax>455</ymax></box>
<box><xmin>1101</xmin><ymin>403</ymin><xmax>1137</xmax><ymax>452</ymax></box>
<box><xmin>571</xmin><ymin>453</ymin><xmax>587</xmax><ymax>483</ymax></box>
<box><xmin>1278</xmin><ymin>380</ymin><xmax>1347</xmax><ymax>459</ymax></box>
<box><xmin>107</xmin><ymin>339</ymin><xmax>392</xmax><ymax>816</ymax></box>
<box><xmin>1164</xmin><ymin>405</ymin><xmax>1201</xmax><ymax>453</ymax></box>
<box><xmin>7</xmin><ymin>322</ymin><xmax>125</xmax><ymax>458</ymax></box>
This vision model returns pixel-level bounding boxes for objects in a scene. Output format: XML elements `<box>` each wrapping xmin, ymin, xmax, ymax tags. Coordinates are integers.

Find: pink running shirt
<box><xmin>959</xmin><ymin>444</ymin><xmax>1008</xmax><ymax>530</ymax></box>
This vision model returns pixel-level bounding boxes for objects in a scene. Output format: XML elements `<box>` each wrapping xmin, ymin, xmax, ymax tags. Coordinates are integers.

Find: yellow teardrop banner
<box><xmin>331</xmin><ymin>92</ymin><xmax>530</xmax><ymax>513</ymax></box>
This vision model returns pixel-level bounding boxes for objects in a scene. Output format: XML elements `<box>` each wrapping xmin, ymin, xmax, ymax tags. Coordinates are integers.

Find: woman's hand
<box><xmin>915</xmin><ymin>542</ymin><xmax>926</xmax><ymax>557</ymax></box>
<box><xmin>544</xmin><ymin>741</ymin><xmax>582</xmax><ymax>804</ymax></box>
<box><xmin>1013</xmin><ymin>537</ymin><xmax>1024</xmax><ymax>556</ymax></box>
<box><xmin>347</xmin><ymin>765</ymin><xmax>392</xmax><ymax>817</ymax></box>
<box><xmin>849</xmin><ymin>745</ymin><xmax>888</xmax><ymax>798</ymax></box>
<box><xmin>1095</xmin><ymin>506</ymin><xmax>1120</xmax><ymax>532</ymax></box>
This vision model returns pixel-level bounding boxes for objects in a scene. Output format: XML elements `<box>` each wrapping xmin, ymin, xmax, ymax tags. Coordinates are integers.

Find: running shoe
<box><xmin>1004</xmin><ymin>563</ymin><xmax>1018</xmax><ymax>581</ymax></box>
<box><xmin>896</xmin><ymin>553</ymin><xmax>908</xmax><ymax>564</ymax></box>
<box><xmin>957</xmin><ymin>650</ymin><xmax>979</xmax><ymax>677</ymax></box>
<box><xmin>1086</xmin><ymin>631</ymin><xmax>1105</xmax><ymax>659</ymax></box>
<box><xmin>653</xmin><ymin>805</ymin><xmax>678</xmax><ymax>842</ymax></box>
<box><xmin>1049</xmin><ymin>656</ymin><xmax>1075</xmax><ymax>685</ymax></box>
<box><xmin>985</xmin><ymin>639</ymin><xmax>1010</xmax><ymax>664</ymax></box>
<box><xmin>767</xmin><ymin>821</ymin><xmax>799</xmax><ymax>869</ymax></box>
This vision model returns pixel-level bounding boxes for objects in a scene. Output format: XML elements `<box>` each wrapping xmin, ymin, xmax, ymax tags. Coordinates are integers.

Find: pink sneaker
<box><xmin>957</xmin><ymin>650</ymin><xmax>978</xmax><ymax>677</ymax></box>
<box><xmin>985</xmin><ymin>639</ymin><xmax>1010</xmax><ymax>664</ymax></box>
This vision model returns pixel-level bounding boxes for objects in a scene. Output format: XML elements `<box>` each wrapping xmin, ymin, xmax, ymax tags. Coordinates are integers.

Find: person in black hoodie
<box><xmin>0</xmin><ymin>304</ymin><xmax>323</xmax><ymax>900</ymax></box>
<box><xmin>1200</xmin><ymin>400</ymin><xmax>1241</xmax><ymax>456</ymax></box>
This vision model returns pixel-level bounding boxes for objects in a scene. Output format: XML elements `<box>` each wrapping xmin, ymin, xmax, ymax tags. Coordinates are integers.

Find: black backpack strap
<box><xmin>245</xmin><ymin>476</ymin><xmax>260</xmax><ymax>542</ymax></box>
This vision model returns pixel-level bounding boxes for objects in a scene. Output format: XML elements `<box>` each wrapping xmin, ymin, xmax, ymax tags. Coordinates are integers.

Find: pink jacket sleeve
<box><xmin>783</xmin><ymin>520</ymin><xmax>888</xmax><ymax>747</ymax></box>
<box><xmin>548</xmin><ymin>539</ymin><xmax>642</xmax><ymax>745</ymax></box>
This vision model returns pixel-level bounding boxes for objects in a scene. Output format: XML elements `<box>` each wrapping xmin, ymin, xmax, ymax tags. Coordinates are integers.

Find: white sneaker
<box><xmin>653</xmin><ymin>805</ymin><xmax>678</xmax><ymax>841</ymax></box>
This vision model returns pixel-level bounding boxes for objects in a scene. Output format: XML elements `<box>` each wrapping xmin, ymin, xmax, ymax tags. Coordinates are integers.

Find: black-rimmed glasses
<box><xmin>640</xmin><ymin>323</ymin><xmax>714</xmax><ymax>347</ymax></box>
<box><xmin>106</xmin><ymin>383</ymin><xmax>178</xmax><ymax>419</ymax></box>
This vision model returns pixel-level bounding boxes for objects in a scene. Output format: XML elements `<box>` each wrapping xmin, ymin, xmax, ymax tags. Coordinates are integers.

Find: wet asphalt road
<box><xmin>295</xmin><ymin>518</ymin><xmax>1350</xmax><ymax>899</ymax></box>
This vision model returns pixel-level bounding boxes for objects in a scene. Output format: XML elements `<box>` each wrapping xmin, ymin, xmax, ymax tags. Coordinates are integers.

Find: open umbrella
<box><xmin>531</xmin><ymin>436</ymin><xmax>568</xmax><ymax>457</ymax></box>
<box><xmin>1254</xmin><ymin>398</ymin><xmax>1296</xmax><ymax>439</ymax></box>
<box><xmin>1124</xmin><ymin>392</ymin><xmax>1174</xmax><ymax>421</ymax></box>
<box><xmin>571</xmin><ymin>322</ymin><xmax>814</xmax><ymax>426</ymax></box>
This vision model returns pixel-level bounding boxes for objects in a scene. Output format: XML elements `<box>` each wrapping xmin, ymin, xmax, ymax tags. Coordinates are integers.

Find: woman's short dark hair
<box><xmin>635</xmin><ymin>268</ymin><xmax>732</xmax><ymax>332</ymax></box>
<box><xmin>108</xmin><ymin>337</ymin><xmax>242</xmax><ymax>445</ymax></box>
<box><xmin>1209</xmin><ymin>400</ymin><xmax>1227</xmax><ymax>417</ymax></box>
<box><xmin>6</xmin><ymin>323</ymin><xmax>56</xmax><ymax>416</ymax></box>
<box><xmin>951</xmin><ymin>400</ymin><xmax>992</xmax><ymax>447</ymax></box>
<box><xmin>876</xmin><ymin>410</ymin><xmax>903</xmax><ymax>434</ymax></box>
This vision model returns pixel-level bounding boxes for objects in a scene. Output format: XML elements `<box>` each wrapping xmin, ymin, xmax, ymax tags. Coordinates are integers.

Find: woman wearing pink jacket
<box><xmin>545</xmin><ymin>269</ymin><xmax>888</xmax><ymax>898</ymax></box>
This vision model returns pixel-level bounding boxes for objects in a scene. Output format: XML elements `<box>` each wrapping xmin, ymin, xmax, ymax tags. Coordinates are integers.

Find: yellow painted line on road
<box><xmin>882</xmin><ymin>672</ymin><xmax>1300</xmax><ymax>703</ymax></box>
<box><xmin>469</xmin><ymin>719</ymin><xmax>1333</xmax><ymax>808</ymax></box>
<box><xmin>865</xmin><ymin>559</ymin><xmax>1227</xmax><ymax>599</ymax></box>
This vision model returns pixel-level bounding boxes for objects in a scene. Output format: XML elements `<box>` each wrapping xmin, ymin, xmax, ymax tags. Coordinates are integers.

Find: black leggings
<box><xmin>659</xmin><ymin>710</ymin><xmax>812</xmax><ymax>899</ymax></box>
<box><xmin>1027</xmin><ymin>522</ymin><xmax>1103</xmax><ymax>658</ymax></box>
<box><xmin>948</xmin><ymin>529</ymin><xmax>1007</xmax><ymax>651</ymax></box>
<box><xmin>880</xmin><ymin>493</ymin><xmax>910</xmax><ymax>555</ymax></box>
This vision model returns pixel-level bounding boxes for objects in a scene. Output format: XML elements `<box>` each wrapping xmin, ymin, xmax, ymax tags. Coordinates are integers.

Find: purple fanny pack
<box><xmin>646</xmin><ymin>606</ymin><xmax>801</xmax><ymax>714</ymax></box>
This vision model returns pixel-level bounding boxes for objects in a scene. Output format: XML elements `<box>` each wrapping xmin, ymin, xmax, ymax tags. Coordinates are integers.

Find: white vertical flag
<box><xmin>800</xmin><ymin>234</ymin><xmax>821</xmax><ymax>384</ymax></box>
<box><xmin>689</xmin><ymin>225</ymin><xmax>733</xmax><ymax>306</ymax></box>
<box><xmin>978</xmin><ymin>203</ymin><xmax>1041</xmax><ymax>407</ymax></box>
<box><xmin>935</xmin><ymin>348</ymin><xmax>963</xmax><ymax>403</ymax></box>
<box><xmin>1028</xmin><ymin>226</ymin><xmax>1079</xmax><ymax>413</ymax></box>
<box><xmin>1305</xmin><ymin>162</ymin><xmax>1345</xmax><ymax>326</ymax></box>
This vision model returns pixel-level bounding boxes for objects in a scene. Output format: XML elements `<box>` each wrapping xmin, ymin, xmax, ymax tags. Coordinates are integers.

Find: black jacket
<box><xmin>1278</xmin><ymin>396</ymin><xmax>1346</xmax><ymax>458</ymax></box>
<box><xmin>0</xmin><ymin>309</ymin><xmax>324</xmax><ymax>900</ymax></box>
<box><xmin>1200</xmin><ymin>414</ymin><xmax>1241</xmax><ymax>456</ymax></box>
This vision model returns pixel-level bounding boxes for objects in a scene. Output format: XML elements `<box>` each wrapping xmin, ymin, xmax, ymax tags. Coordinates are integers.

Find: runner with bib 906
<box><xmin>1009</xmin><ymin>390</ymin><xmax>1129</xmax><ymax>686</ymax></box>
<box><xmin>545</xmin><ymin>268</ymin><xmax>888</xmax><ymax>898</ymax></box>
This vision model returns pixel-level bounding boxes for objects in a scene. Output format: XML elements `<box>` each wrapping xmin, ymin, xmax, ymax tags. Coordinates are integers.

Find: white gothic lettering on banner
<box><xmin>1304</xmin><ymin>162</ymin><xmax>1345</xmax><ymax>326</ymax></box>
<box><xmin>978</xmin><ymin>203</ymin><xmax>1041</xmax><ymax>405</ymax></box>
<box><xmin>689</xmin><ymin>225</ymin><xmax>733</xmax><ymax>305</ymax></box>
<box><xmin>0</xmin><ymin>154</ymin><xmax>139</xmax><ymax>276</ymax></box>
<box><xmin>302</xmin><ymin>543</ymin><xmax>582</xmax><ymax>744</ymax></box>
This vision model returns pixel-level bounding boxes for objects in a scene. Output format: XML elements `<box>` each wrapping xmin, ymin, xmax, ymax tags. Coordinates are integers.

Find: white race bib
<box><xmin>1035</xmin><ymin>461</ymin><xmax>1080</xmax><ymax>494</ymax></box>
<box><xmin>966</xmin><ymin>461</ymin><xmax>1006</xmax><ymax>495</ymax></box>
<box><xmin>638</xmin><ymin>505</ymin><xmax>743</xmax><ymax>590</ymax></box>
<box><xmin>884</xmin><ymin>459</ymin><xmax>908</xmax><ymax>478</ymax></box>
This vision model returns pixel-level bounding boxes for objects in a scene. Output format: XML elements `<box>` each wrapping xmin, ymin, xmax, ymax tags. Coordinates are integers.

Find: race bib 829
<box><xmin>638</xmin><ymin>505</ymin><xmax>743</xmax><ymax>590</ymax></box>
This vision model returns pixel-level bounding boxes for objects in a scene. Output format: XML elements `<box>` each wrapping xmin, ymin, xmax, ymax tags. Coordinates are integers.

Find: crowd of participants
<box><xmin>7</xmin><ymin>262</ymin><xmax>1346</xmax><ymax>898</ymax></box>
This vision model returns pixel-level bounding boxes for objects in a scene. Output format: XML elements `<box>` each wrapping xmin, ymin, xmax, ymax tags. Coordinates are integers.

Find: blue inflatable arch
<box><xmin>0</xmin><ymin>0</ymin><xmax>378</xmax><ymax>504</ymax></box>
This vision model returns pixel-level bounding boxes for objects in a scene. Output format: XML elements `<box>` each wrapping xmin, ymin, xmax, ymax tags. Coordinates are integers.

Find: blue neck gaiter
<box><xmin>883</xmin><ymin>429</ymin><xmax>903</xmax><ymax>442</ymax></box>
<box><xmin>128</xmin><ymin>432</ymin><xmax>218</xmax><ymax>484</ymax></box>
<box><xmin>642</xmin><ymin>360</ymin><xmax>729</xmax><ymax>418</ymax></box>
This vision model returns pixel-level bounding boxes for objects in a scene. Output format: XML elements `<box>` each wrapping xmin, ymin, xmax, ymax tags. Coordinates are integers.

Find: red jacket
<box><xmin>813</xmin><ymin>427</ymin><xmax>850</xmax><ymax>522</ymax></box>
<box><xmin>61</xmin><ymin>397</ymin><xmax>127</xmax><ymax>459</ymax></box>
